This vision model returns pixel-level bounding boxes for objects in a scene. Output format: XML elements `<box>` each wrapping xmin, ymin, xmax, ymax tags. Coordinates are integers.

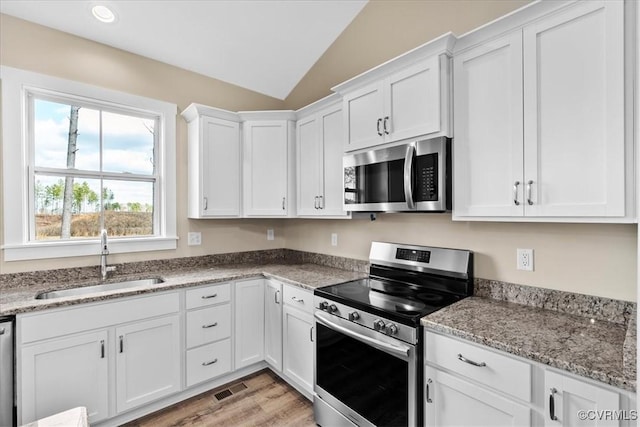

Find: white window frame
<box><xmin>1</xmin><ymin>66</ymin><xmax>177</xmax><ymax>261</ymax></box>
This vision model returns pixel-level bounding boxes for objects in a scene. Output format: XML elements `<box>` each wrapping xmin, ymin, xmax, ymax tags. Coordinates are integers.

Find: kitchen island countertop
<box><xmin>422</xmin><ymin>296</ymin><xmax>636</xmax><ymax>392</ymax></box>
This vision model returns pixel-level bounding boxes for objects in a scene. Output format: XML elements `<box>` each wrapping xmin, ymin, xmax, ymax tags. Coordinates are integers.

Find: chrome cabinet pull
<box><xmin>202</xmin><ymin>358</ymin><xmax>218</xmax><ymax>366</ymax></box>
<box><xmin>275</xmin><ymin>289</ymin><xmax>280</xmax><ymax>304</ymax></box>
<box><xmin>202</xmin><ymin>322</ymin><xmax>218</xmax><ymax>329</ymax></box>
<box><xmin>383</xmin><ymin>116</ymin><xmax>390</xmax><ymax>135</ymax></box>
<box><xmin>119</xmin><ymin>335</ymin><xmax>124</xmax><ymax>353</ymax></box>
<box><xmin>314</xmin><ymin>196</ymin><xmax>319</xmax><ymax>209</ymax></box>
<box><xmin>100</xmin><ymin>340</ymin><xmax>105</xmax><ymax>359</ymax></box>
<box><xmin>203</xmin><ymin>197</ymin><xmax>208</xmax><ymax>211</ymax></box>
<box><xmin>527</xmin><ymin>180</ymin><xmax>534</xmax><ymax>205</ymax></box>
<box><xmin>403</xmin><ymin>144</ymin><xmax>416</xmax><ymax>210</ymax></box>
<box><xmin>291</xmin><ymin>296</ymin><xmax>304</xmax><ymax>304</ymax></box>
<box><xmin>282</xmin><ymin>197</ymin><xmax>286</xmax><ymax>210</ymax></box>
<box><xmin>310</xmin><ymin>326</ymin><xmax>314</xmax><ymax>342</ymax></box>
<box><xmin>319</xmin><ymin>195</ymin><xmax>324</xmax><ymax>209</ymax></box>
<box><xmin>426</xmin><ymin>378</ymin><xmax>433</xmax><ymax>403</ymax></box>
<box><xmin>457</xmin><ymin>353</ymin><xmax>486</xmax><ymax>367</ymax></box>
<box><xmin>549</xmin><ymin>388</ymin><xmax>558</xmax><ymax>421</ymax></box>
<box><xmin>201</xmin><ymin>293</ymin><xmax>218</xmax><ymax>299</ymax></box>
<box><xmin>513</xmin><ymin>181</ymin><xmax>521</xmax><ymax>206</ymax></box>
<box><xmin>376</xmin><ymin>118</ymin><xmax>383</xmax><ymax>136</ymax></box>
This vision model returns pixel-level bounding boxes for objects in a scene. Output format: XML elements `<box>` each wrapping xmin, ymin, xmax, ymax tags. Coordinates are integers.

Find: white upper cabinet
<box><xmin>333</xmin><ymin>33</ymin><xmax>456</xmax><ymax>152</ymax></box>
<box><xmin>296</xmin><ymin>95</ymin><xmax>350</xmax><ymax>217</ymax></box>
<box><xmin>240</xmin><ymin>111</ymin><xmax>296</xmax><ymax>217</ymax></box>
<box><xmin>182</xmin><ymin>104</ymin><xmax>241</xmax><ymax>218</ymax></box>
<box><xmin>453</xmin><ymin>0</ymin><xmax>632</xmax><ymax>222</ymax></box>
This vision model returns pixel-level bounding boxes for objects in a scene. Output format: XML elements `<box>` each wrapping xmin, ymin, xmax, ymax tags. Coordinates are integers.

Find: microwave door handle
<box><xmin>404</xmin><ymin>144</ymin><xmax>416</xmax><ymax>209</ymax></box>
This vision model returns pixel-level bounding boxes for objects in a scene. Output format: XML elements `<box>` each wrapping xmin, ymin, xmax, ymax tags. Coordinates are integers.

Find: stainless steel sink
<box><xmin>35</xmin><ymin>278</ymin><xmax>165</xmax><ymax>300</ymax></box>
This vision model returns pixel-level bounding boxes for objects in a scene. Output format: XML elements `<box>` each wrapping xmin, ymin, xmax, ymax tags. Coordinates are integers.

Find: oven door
<box><xmin>314</xmin><ymin>311</ymin><xmax>417</xmax><ymax>427</ymax></box>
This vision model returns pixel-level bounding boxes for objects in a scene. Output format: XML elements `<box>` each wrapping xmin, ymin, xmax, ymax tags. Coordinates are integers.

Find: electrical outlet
<box><xmin>187</xmin><ymin>232</ymin><xmax>201</xmax><ymax>246</ymax></box>
<box><xmin>517</xmin><ymin>248</ymin><xmax>534</xmax><ymax>271</ymax></box>
<box><xmin>267</xmin><ymin>229</ymin><xmax>274</xmax><ymax>241</ymax></box>
<box><xmin>331</xmin><ymin>233</ymin><xmax>338</xmax><ymax>247</ymax></box>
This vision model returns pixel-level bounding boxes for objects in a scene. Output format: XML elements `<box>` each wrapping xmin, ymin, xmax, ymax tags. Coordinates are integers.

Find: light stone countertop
<box><xmin>0</xmin><ymin>263</ymin><xmax>367</xmax><ymax>316</ymax></box>
<box><xmin>422</xmin><ymin>296</ymin><xmax>636</xmax><ymax>392</ymax></box>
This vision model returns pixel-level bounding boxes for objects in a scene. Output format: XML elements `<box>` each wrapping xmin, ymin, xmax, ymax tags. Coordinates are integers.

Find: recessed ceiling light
<box><xmin>92</xmin><ymin>5</ymin><xmax>116</xmax><ymax>23</ymax></box>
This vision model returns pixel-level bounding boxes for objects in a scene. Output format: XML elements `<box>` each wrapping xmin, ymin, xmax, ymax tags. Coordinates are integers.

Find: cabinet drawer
<box><xmin>186</xmin><ymin>339</ymin><xmax>232</xmax><ymax>387</ymax></box>
<box><xmin>185</xmin><ymin>283</ymin><xmax>231</xmax><ymax>309</ymax></box>
<box><xmin>425</xmin><ymin>332</ymin><xmax>532</xmax><ymax>402</ymax></box>
<box><xmin>283</xmin><ymin>285</ymin><xmax>313</xmax><ymax>314</ymax></box>
<box><xmin>186</xmin><ymin>304</ymin><xmax>231</xmax><ymax>348</ymax></box>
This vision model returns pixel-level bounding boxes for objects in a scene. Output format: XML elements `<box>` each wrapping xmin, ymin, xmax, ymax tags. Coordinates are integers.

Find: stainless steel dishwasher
<box><xmin>0</xmin><ymin>316</ymin><xmax>14</xmax><ymax>427</ymax></box>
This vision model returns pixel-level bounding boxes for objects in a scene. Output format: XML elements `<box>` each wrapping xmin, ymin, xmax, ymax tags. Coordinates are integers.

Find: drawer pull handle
<box><xmin>119</xmin><ymin>335</ymin><xmax>124</xmax><ymax>353</ymax></box>
<box><xmin>275</xmin><ymin>289</ymin><xmax>280</xmax><ymax>304</ymax></box>
<box><xmin>527</xmin><ymin>180</ymin><xmax>534</xmax><ymax>205</ymax></box>
<box><xmin>549</xmin><ymin>388</ymin><xmax>558</xmax><ymax>421</ymax></box>
<box><xmin>202</xmin><ymin>322</ymin><xmax>218</xmax><ymax>329</ymax></box>
<box><xmin>457</xmin><ymin>353</ymin><xmax>486</xmax><ymax>367</ymax></box>
<box><xmin>426</xmin><ymin>378</ymin><xmax>433</xmax><ymax>403</ymax></box>
<box><xmin>202</xmin><ymin>358</ymin><xmax>218</xmax><ymax>366</ymax></box>
<box><xmin>291</xmin><ymin>296</ymin><xmax>304</xmax><ymax>304</ymax></box>
<box><xmin>100</xmin><ymin>340</ymin><xmax>105</xmax><ymax>359</ymax></box>
<box><xmin>513</xmin><ymin>181</ymin><xmax>520</xmax><ymax>206</ymax></box>
<box><xmin>201</xmin><ymin>294</ymin><xmax>218</xmax><ymax>299</ymax></box>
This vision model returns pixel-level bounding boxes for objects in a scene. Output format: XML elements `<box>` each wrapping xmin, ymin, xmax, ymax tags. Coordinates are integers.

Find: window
<box><xmin>1</xmin><ymin>66</ymin><xmax>177</xmax><ymax>260</ymax></box>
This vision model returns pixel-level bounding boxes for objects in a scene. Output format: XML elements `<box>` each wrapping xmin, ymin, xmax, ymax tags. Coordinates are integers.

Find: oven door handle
<box><xmin>403</xmin><ymin>144</ymin><xmax>416</xmax><ymax>210</ymax></box>
<box><xmin>314</xmin><ymin>311</ymin><xmax>411</xmax><ymax>358</ymax></box>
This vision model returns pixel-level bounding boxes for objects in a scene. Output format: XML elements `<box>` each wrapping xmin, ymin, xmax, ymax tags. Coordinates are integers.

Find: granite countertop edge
<box><xmin>422</xmin><ymin>298</ymin><xmax>636</xmax><ymax>393</ymax></box>
<box><xmin>0</xmin><ymin>263</ymin><xmax>367</xmax><ymax>316</ymax></box>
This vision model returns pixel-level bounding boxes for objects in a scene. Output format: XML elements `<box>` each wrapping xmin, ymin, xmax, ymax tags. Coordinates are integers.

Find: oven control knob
<box><xmin>386</xmin><ymin>324</ymin><xmax>398</xmax><ymax>335</ymax></box>
<box><xmin>329</xmin><ymin>304</ymin><xmax>338</xmax><ymax>313</ymax></box>
<box><xmin>373</xmin><ymin>319</ymin><xmax>386</xmax><ymax>331</ymax></box>
<box><xmin>348</xmin><ymin>312</ymin><xmax>360</xmax><ymax>321</ymax></box>
<box><xmin>319</xmin><ymin>301</ymin><xmax>328</xmax><ymax>310</ymax></box>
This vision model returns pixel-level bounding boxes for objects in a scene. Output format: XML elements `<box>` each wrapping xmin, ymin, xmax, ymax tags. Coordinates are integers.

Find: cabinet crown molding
<box><xmin>181</xmin><ymin>103</ymin><xmax>239</xmax><ymax>123</ymax></box>
<box><xmin>331</xmin><ymin>32</ymin><xmax>457</xmax><ymax>94</ymax></box>
<box><xmin>238</xmin><ymin>110</ymin><xmax>297</xmax><ymax>121</ymax></box>
<box><xmin>295</xmin><ymin>92</ymin><xmax>341</xmax><ymax>119</ymax></box>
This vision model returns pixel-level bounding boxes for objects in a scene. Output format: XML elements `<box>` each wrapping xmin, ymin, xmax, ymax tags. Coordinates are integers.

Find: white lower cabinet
<box><xmin>17</xmin><ymin>292</ymin><xmax>181</xmax><ymax>425</ymax></box>
<box><xmin>115</xmin><ymin>315</ymin><xmax>181</xmax><ymax>413</ymax></box>
<box><xmin>264</xmin><ymin>279</ymin><xmax>283</xmax><ymax>371</ymax></box>
<box><xmin>545</xmin><ymin>370</ymin><xmax>623</xmax><ymax>427</ymax></box>
<box><xmin>425</xmin><ymin>331</ymin><xmax>636</xmax><ymax>427</ymax></box>
<box><xmin>282</xmin><ymin>285</ymin><xmax>314</xmax><ymax>398</ymax></box>
<box><xmin>20</xmin><ymin>330</ymin><xmax>110</xmax><ymax>423</ymax></box>
<box><xmin>234</xmin><ymin>278</ymin><xmax>265</xmax><ymax>368</ymax></box>
<box><xmin>424</xmin><ymin>366</ymin><xmax>531</xmax><ymax>427</ymax></box>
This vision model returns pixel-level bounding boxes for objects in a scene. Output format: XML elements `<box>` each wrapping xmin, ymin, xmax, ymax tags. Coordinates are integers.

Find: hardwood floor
<box><xmin>125</xmin><ymin>370</ymin><xmax>315</xmax><ymax>427</ymax></box>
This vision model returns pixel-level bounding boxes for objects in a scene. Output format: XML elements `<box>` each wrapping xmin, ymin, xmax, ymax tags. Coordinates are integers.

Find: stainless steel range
<box><xmin>313</xmin><ymin>241</ymin><xmax>473</xmax><ymax>427</ymax></box>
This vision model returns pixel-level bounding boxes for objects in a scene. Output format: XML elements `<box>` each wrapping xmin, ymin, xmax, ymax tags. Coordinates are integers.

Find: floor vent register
<box><xmin>214</xmin><ymin>382</ymin><xmax>248</xmax><ymax>401</ymax></box>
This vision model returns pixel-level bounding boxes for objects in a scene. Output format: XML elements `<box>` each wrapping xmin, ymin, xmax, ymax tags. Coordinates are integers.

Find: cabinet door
<box><xmin>115</xmin><ymin>315</ymin><xmax>181</xmax><ymax>413</ymax></box>
<box><xmin>343</xmin><ymin>81</ymin><xmax>385</xmax><ymax>151</ymax></box>
<box><xmin>544</xmin><ymin>371</ymin><xmax>620</xmax><ymax>427</ymax></box>
<box><xmin>424</xmin><ymin>366</ymin><xmax>530</xmax><ymax>427</ymax></box>
<box><xmin>320</xmin><ymin>104</ymin><xmax>348</xmax><ymax>216</ymax></box>
<box><xmin>282</xmin><ymin>305</ymin><xmax>314</xmax><ymax>397</ymax></box>
<box><xmin>386</xmin><ymin>56</ymin><xmax>442</xmax><ymax>143</ymax></box>
<box><xmin>234</xmin><ymin>278</ymin><xmax>265</xmax><ymax>369</ymax></box>
<box><xmin>523</xmin><ymin>1</ymin><xmax>624</xmax><ymax>217</ymax></box>
<box><xmin>243</xmin><ymin>121</ymin><xmax>289</xmax><ymax>216</ymax></box>
<box><xmin>201</xmin><ymin>116</ymin><xmax>240</xmax><ymax>216</ymax></box>
<box><xmin>453</xmin><ymin>31</ymin><xmax>524</xmax><ymax>218</ymax></box>
<box><xmin>20</xmin><ymin>330</ymin><xmax>109</xmax><ymax>424</ymax></box>
<box><xmin>296</xmin><ymin>115</ymin><xmax>322</xmax><ymax>216</ymax></box>
<box><xmin>264</xmin><ymin>279</ymin><xmax>283</xmax><ymax>371</ymax></box>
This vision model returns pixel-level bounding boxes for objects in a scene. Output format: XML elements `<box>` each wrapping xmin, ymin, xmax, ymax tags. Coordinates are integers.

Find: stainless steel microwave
<box><xmin>343</xmin><ymin>137</ymin><xmax>451</xmax><ymax>212</ymax></box>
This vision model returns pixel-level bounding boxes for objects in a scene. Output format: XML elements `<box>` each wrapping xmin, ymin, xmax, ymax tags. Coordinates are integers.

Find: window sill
<box><xmin>2</xmin><ymin>237</ymin><xmax>178</xmax><ymax>262</ymax></box>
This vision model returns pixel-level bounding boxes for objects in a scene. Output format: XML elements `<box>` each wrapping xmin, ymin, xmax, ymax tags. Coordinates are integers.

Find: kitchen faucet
<box><xmin>100</xmin><ymin>229</ymin><xmax>116</xmax><ymax>280</ymax></box>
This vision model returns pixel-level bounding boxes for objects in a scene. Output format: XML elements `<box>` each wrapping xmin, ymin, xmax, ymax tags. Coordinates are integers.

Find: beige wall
<box><xmin>1</xmin><ymin>3</ymin><xmax>637</xmax><ymax>303</ymax></box>
<box><xmin>284</xmin><ymin>216</ymin><xmax>637</xmax><ymax>302</ymax></box>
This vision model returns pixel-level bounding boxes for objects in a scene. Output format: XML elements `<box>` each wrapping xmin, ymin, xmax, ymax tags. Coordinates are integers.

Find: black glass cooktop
<box><xmin>314</xmin><ymin>277</ymin><xmax>464</xmax><ymax>326</ymax></box>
